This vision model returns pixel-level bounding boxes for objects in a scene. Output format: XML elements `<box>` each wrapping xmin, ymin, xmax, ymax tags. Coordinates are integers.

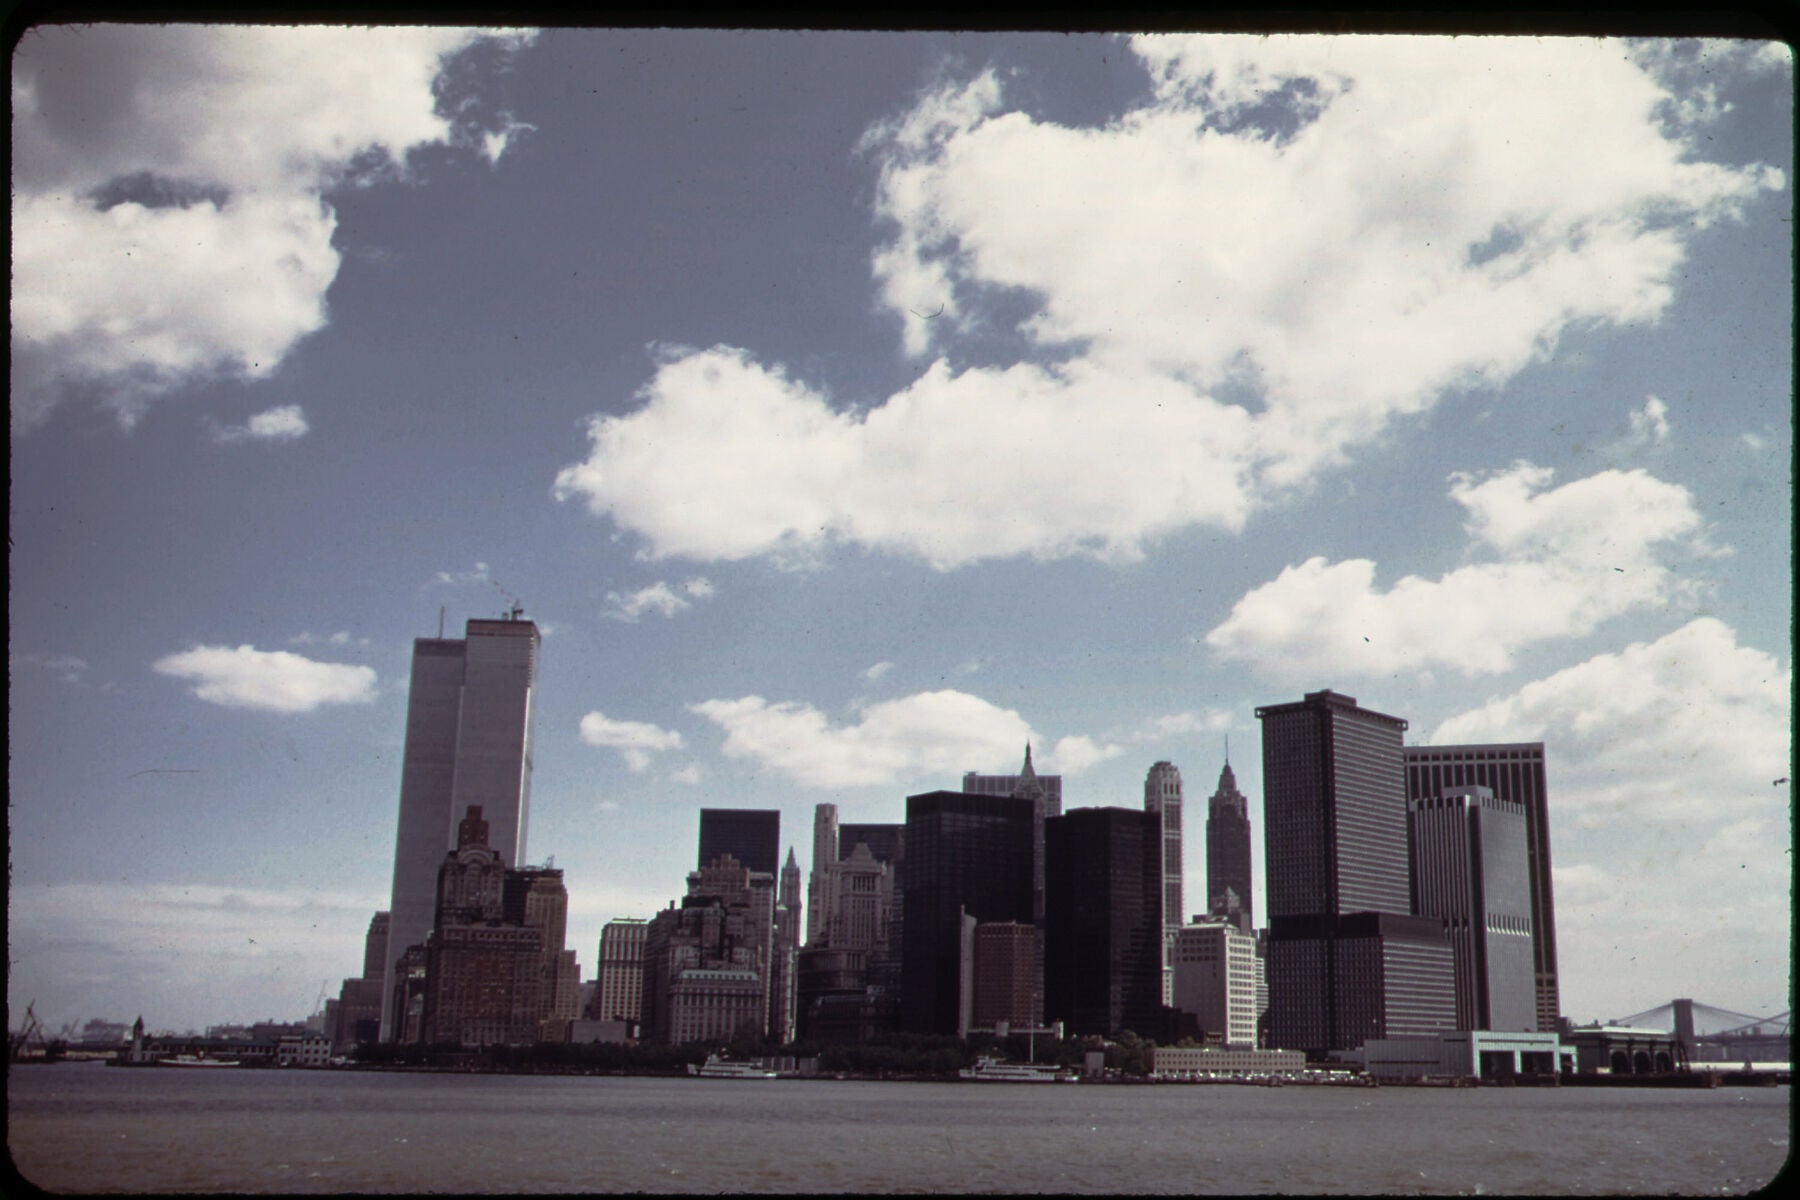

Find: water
<box><xmin>7</xmin><ymin>1063</ymin><xmax>1789</xmax><ymax>1194</ymax></box>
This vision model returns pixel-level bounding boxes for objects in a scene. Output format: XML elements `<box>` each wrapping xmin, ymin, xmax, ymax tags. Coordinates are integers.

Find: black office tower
<box><xmin>899</xmin><ymin>791</ymin><xmax>1034</xmax><ymax>1035</ymax></box>
<box><xmin>1206</xmin><ymin>758</ymin><xmax>1254</xmax><ymax>931</ymax></box>
<box><xmin>1404</xmin><ymin>743</ymin><xmax>1560</xmax><ymax>1031</ymax></box>
<box><xmin>1257</xmin><ymin>690</ymin><xmax>1454</xmax><ymax>1057</ymax></box>
<box><xmin>697</xmin><ymin>808</ymin><xmax>781</xmax><ymax>876</ymax></box>
<box><xmin>1044</xmin><ymin>807</ymin><xmax>1164</xmax><ymax>1038</ymax></box>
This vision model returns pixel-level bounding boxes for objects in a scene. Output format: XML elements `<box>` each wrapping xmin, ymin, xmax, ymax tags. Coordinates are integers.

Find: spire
<box><xmin>785</xmin><ymin>846</ymin><xmax>798</xmax><ymax>869</ymax></box>
<box><xmin>1021</xmin><ymin>742</ymin><xmax>1036</xmax><ymax>778</ymax></box>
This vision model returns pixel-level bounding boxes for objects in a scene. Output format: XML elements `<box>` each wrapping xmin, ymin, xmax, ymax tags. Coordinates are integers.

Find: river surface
<box><xmin>6</xmin><ymin>1062</ymin><xmax>1789</xmax><ymax>1194</ymax></box>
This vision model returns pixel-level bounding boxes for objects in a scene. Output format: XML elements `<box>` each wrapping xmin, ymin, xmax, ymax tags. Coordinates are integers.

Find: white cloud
<box><xmin>212</xmin><ymin>403</ymin><xmax>309</xmax><ymax>443</ymax></box>
<box><xmin>1206</xmin><ymin>463</ymin><xmax>1712</xmax><ymax>680</ymax></box>
<box><xmin>1628</xmin><ymin>394</ymin><xmax>1671</xmax><ymax>445</ymax></box>
<box><xmin>1428</xmin><ymin>618</ymin><xmax>1790</xmax><ymax>823</ymax></box>
<box><xmin>558</xmin><ymin>38</ymin><xmax>1781</xmax><ymax>568</ymax></box>
<box><xmin>668</xmin><ymin>764</ymin><xmax>704</xmax><ymax>785</ymax></box>
<box><xmin>862</xmin><ymin>661</ymin><xmax>896</xmax><ymax>682</ymax></box>
<box><xmin>690</xmin><ymin>689</ymin><xmax>1035</xmax><ymax>788</ymax></box>
<box><xmin>12</xmin><ymin>653</ymin><xmax>90</xmax><ymax>685</ymax></box>
<box><xmin>430</xmin><ymin>561</ymin><xmax>491</xmax><ymax>587</ymax></box>
<box><xmin>578</xmin><ymin>710</ymin><xmax>684</xmax><ymax>772</ymax></box>
<box><xmin>153</xmin><ymin>644</ymin><xmax>377</xmax><ymax>712</ymax></box>
<box><xmin>289</xmin><ymin>630</ymin><xmax>366</xmax><ymax>647</ymax></box>
<box><xmin>1428</xmin><ymin>618</ymin><xmax>1792</xmax><ymax>1019</ymax></box>
<box><xmin>1045</xmin><ymin>735</ymin><xmax>1124</xmax><ymax>775</ymax></box>
<box><xmin>1136</xmin><ymin>709</ymin><xmax>1235</xmax><ymax>739</ymax></box>
<box><xmin>10</xmin><ymin>26</ymin><xmax>534</xmax><ymax>430</ymax></box>
<box><xmin>6</xmin><ymin>880</ymin><xmax>387</xmax><ymax>1034</ymax></box>
<box><xmin>603</xmin><ymin>577</ymin><xmax>714</xmax><ymax>621</ymax></box>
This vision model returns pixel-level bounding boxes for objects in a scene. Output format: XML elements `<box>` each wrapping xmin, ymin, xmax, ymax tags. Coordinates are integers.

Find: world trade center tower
<box><xmin>380</xmin><ymin>612</ymin><xmax>541</xmax><ymax>1040</ymax></box>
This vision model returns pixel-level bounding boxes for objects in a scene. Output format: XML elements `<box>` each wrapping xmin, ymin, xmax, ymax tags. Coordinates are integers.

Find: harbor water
<box><xmin>6</xmin><ymin>1062</ymin><xmax>1789</xmax><ymax>1194</ymax></box>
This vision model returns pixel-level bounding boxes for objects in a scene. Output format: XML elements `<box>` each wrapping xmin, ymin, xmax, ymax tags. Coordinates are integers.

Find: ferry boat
<box><xmin>691</xmin><ymin>1054</ymin><xmax>777</xmax><ymax>1079</ymax></box>
<box><xmin>158</xmin><ymin>1054</ymin><xmax>241</xmax><ymax>1068</ymax></box>
<box><xmin>958</xmin><ymin>1056</ymin><xmax>1079</xmax><ymax>1083</ymax></box>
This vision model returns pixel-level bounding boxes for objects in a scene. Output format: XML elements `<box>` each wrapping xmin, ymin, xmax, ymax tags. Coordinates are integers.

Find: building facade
<box><xmin>899</xmin><ymin>791</ymin><xmax>1035</xmax><ymax>1035</ymax></box>
<box><xmin>1044</xmin><ymin>807</ymin><xmax>1164</xmax><ymax>1038</ymax></box>
<box><xmin>698</xmin><ymin>808</ymin><xmax>781</xmax><ymax>876</ymax></box>
<box><xmin>1256</xmin><ymin>690</ymin><xmax>1455</xmax><ymax>1057</ymax></box>
<box><xmin>592</xmin><ymin>918</ymin><xmax>649</xmax><ymax>1025</ymax></box>
<box><xmin>963</xmin><ymin>746</ymin><xmax>1062</xmax><ymax>927</ymax></box>
<box><xmin>1206</xmin><ymin>758</ymin><xmax>1254</xmax><ymax>932</ymax></box>
<box><xmin>381</xmin><ymin>613</ymin><xmax>540</xmax><ymax>1040</ymax></box>
<box><xmin>1172</xmin><ymin>919</ymin><xmax>1259</xmax><ymax>1048</ymax></box>
<box><xmin>1404</xmin><ymin>743</ymin><xmax>1561</xmax><ymax>1030</ymax></box>
<box><xmin>970</xmin><ymin>921</ymin><xmax>1042</xmax><ymax>1031</ymax></box>
<box><xmin>1410</xmin><ymin>785</ymin><xmax>1537</xmax><ymax>1031</ymax></box>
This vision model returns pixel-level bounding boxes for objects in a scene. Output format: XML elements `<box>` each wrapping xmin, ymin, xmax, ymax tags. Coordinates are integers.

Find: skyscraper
<box><xmin>899</xmin><ymin>791</ymin><xmax>1035</xmax><ymax>1035</ymax></box>
<box><xmin>1403</xmin><ymin>743</ymin><xmax>1561</xmax><ymax>1031</ymax></box>
<box><xmin>1256</xmin><ymin>690</ymin><xmax>1455</xmax><ymax>1057</ymax></box>
<box><xmin>1144</xmin><ymin>762</ymin><xmax>1183</xmax><ymax>931</ymax></box>
<box><xmin>1410</xmin><ymin>785</ymin><xmax>1537</xmax><ymax>1031</ymax></box>
<box><xmin>592</xmin><ymin>918</ymin><xmax>649</xmax><ymax>1025</ymax></box>
<box><xmin>381</xmin><ymin>613</ymin><xmax>540</xmax><ymax>1040</ymax></box>
<box><xmin>807</xmin><ymin>803</ymin><xmax>839</xmax><ymax>946</ymax></box>
<box><xmin>1043</xmin><ymin>807</ymin><xmax>1164</xmax><ymax>1038</ymax></box>
<box><xmin>963</xmin><ymin>746</ymin><xmax>1062</xmax><ymax>926</ymax></box>
<box><xmin>1206</xmin><ymin>756</ymin><xmax>1253</xmax><ymax>932</ymax></box>
<box><xmin>698</xmin><ymin>808</ymin><xmax>781</xmax><ymax>876</ymax></box>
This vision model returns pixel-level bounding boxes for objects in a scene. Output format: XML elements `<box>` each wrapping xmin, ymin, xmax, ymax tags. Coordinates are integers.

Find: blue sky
<box><xmin>8</xmin><ymin>28</ymin><xmax>1791</xmax><ymax>1035</ymax></box>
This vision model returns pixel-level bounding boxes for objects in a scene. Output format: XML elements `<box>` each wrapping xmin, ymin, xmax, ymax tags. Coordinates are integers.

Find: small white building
<box><xmin>1148</xmin><ymin>1045</ymin><xmax>1308</xmax><ymax>1077</ymax></box>
<box><xmin>276</xmin><ymin>1031</ymin><xmax>333</xmax><ymax>1068</ymax></box>
<box><xmin>1356</xmin><ymin>1030</ymin><xmax>1572</xmax><ymax>1080</ymax></box>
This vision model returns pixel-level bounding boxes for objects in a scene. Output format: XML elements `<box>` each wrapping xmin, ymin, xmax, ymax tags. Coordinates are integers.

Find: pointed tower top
<box><xmin>785</xmin><ymin>846</ymin><xmax>799</xmax><ymax>869</ymax></box>
<box><xmin>1021</xmin><ymin>743</ymin><xmax>1036</xmax><ymax>778</ymax></box>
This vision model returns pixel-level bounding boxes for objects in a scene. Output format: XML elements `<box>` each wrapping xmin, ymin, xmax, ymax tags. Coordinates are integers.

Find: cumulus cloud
<box><xmin>1428</xmin><ymin>618</ymin><xmax>1790</xmax><ymax>823</ymax></box>
<box><xmin>1045</xmin><ymin>735</ymin><xmax>1124</xmax><ymax>774</ymax></box>
<box><xmin>1625</xmin><ymin>395</ymin><xmax>1671</xmax><ymax>447</ymax></box>
<box><xmin>1426</xmin><ymin>617</ymin><xmax>1791</xmax><ymax>1018</ymax></box>
<box><xmin>578</xmin><ymin>710</ymin><xmax>684</xmax><ymax>772</ymax></box>
<box><xmin>690</xmin><ymin>689</ymin><xmax>1036</xmax><ymax>788</ymax></box>
<box><xmin>1206</xmin><ymin>463</ymin><xmax>1712</xmax><ymax>679</ymax></box>
<box><xmin>10</xmin><ymin>26</ymin><xmax>534</xmax><ymax>430</ymax></box>
<box><xmin>211</xmin><ymin>404</ymin><xmax>309</xmax><ymax>443</ymax></box>
<box><xmin>153</xmin><ymin>644</ymin><xmax>377</xmax><ymax>712</ymax></box>
<box><xmin>556</xmin><ymin>36</ymin><xmax>1782</xmax><ymax>568</ymax></box>
<box><xmin>603</xmin><ymin>577</ymin><xmax>714</xmax><ymax>621</ymax></box>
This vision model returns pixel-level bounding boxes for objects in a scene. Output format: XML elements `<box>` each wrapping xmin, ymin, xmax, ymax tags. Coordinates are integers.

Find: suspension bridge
<box><xmin>1613</xmin><ymin>999</ymin><xmax>1789</xmax><ymax>1066</ymax></box>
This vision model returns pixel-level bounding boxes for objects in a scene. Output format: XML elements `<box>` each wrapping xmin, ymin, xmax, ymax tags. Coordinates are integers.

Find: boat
<box><xmin>958</xmin><ymin>1055</ymin><xmax>1080</xmax><ymax>1083</ymax></box>
<box><xmin>158</xmin><ymin>1054</ymin><xmax>241</xmax><ymax>1068</ymax></box>
<box><xmin>691</xmin><ymin>1054</ymin><xmax>777</xmax><ymax>1079</ymax></box>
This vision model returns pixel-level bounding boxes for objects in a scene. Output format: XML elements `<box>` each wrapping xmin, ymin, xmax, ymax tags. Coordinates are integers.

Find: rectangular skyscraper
<box><xmin>381</xmin><ymin>614</ymin><xmax>540</xmax><ymax>1040</ymax></box>
<box><xmin>1403</xmin><ymin>743</ymin><xmax>1560</xmax><ymax>1030</ymax></box>
<box><xmin>899</xmin><ymin>791</ymin><xmax>1035</xmax><ymax>1036</ymax></box>
<box><xmin>698</xmin><ymin>808</ymin><xmax>781</xmax><ymax>875</ymax></box>
<box><xmin>1256</xmin><ymin>690</ymin><xmax>1454</xmax><ymax>1057</ymax></box>
<box><xmin>1410</xmin><ymin>785</ymin><xmax>1537</xmax><ymax>1032</ymax></box>
<box><xmin>1044</xmin><ymin>807</ymin><xmax>1164</xmax><ymax>1037</ymax></box>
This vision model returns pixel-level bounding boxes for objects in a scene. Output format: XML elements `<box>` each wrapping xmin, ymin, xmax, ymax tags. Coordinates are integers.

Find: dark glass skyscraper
<box><xmin>1044</xmin><ymin>807</ymin><xmax>1164</xmax><ymax>1037</ymax></box>
<box><xmin>381</xmin><ymin>614</ymin><xmax>540</xmax><ymax>1041</ymax></box>
<box><xmin>1256</xmin><ymin>690</ymin><xmax>1454</xmax><ymax>1057</ymax></box>
<box><xmin>697</xmin><ymin>808</ymin><xmax>781</xmax><ymax>876</ymax></box>
<box><xmin>1206</xmin><ymin>757</ymin><xmax>1253</xmax><ymax>930</ymax></box>
<box><xmin>1403</xmin><ymin>743</ymin><xmax>1560</xmax><ymax>1030</ymax></box>
<box><xmin>899</xmin><ymin>791</ymin><xmax>1034</xmax><ymax>1035</ymax></box>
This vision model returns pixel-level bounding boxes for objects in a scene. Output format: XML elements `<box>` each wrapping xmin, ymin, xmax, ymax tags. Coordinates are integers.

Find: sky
<box><xmin>8</xmin><ymin>27</ymin><xmax>1792</xmax><ymax>1037</ymax></box>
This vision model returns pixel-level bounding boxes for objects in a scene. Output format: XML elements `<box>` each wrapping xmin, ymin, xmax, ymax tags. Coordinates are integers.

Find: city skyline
<box><xmin>8</xmin><ymin>28</ymin><xmax>1791</xmax><ymax>1035</ymax></box>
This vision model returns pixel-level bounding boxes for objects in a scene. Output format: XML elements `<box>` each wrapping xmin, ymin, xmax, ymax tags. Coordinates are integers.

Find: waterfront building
<box><xmin>971</xmin><ymin>920</ymin><xmax>1041</xmax><ymax>1032</ymax></box>
<box><xmin>1357</xmin><ymin>1030</ymin><xmax>1571</xmax><ymax>1080</ymax></box>
<box><xmin>1205</xmin><ymin>756</ymin><xmax>1254</xmax><ymax>933</ymax></box>
<box><xmin>900</xmin><ymin>791</ymin><xmax>1035</xmax><ymax>1035</ymax></box>
<box><xmin>1409</xmin><ymin>785</ymin><xmax>1537</xmax><ymax>1031</ymax></box>
<box><xmin>1171</xmin><ymin>919</ymin><xmax>1259</xmax><ymax>1048</ymax></box>
<box><xmin>698</xmin><ymin>808</ymin><xmax>780</xmax><ymax>876</ymax></box>
<box><xmin>1044</xmin><ymin>806</ymin><xmax>1164</xmax><ymax>1038</ymax></box>
<box><xmin>1404</xmin><ymin>742</ymin><xmax>1561</xmax><ymax>1031</ymax></box>
<box><xmin>592</xmin><ymin>918</ymin><xmax>648</xmax><ymax>1025</ymax></box>
<box><xmin>1256</xmin><ymin>690</ymin><xmax>1455</xmax><ymax>1057</ymax></box>
<box><xmin>331</xmin><ymin>910</ymin><xmax>390</xmax><ymax>1052</ymax></box>
<box><xmin>641</xmin><ymin>854</ymin><xmax>772</xmax><ymax>1044</ymax></box>
<box><xmin>381</xmin><ymin>612</ymin><xmax>540</xmax><ymax>1040</ymax></box>
<box><xmin>1145</xmin><ymin>1044</ymin><xmax>1309</xmax><ymax>1077</ymax></box>
<box><xmin>408</xmin><ymin>806</ymin><xmax>580</xmax><ymax>1047</ymax></box>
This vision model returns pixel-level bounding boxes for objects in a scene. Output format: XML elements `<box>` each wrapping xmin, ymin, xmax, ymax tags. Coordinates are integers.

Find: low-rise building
<box><xmin>1356</xmin><ymin>1030</ymin><xmax>1571</xmax><ymax>1080</ymax></box>
<box><xmin>1147</xmin><ymin>1045</ymin><xmax>1309</xmax><ymax>1077</ymax></box>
